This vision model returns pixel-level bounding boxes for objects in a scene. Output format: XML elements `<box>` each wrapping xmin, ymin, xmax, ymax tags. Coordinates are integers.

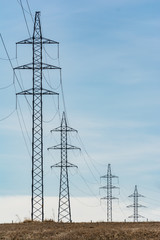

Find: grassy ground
<box><xmin>0</xmin><ymin>221</ymin><xmax>159</xmax><ymax>240</ymax></box>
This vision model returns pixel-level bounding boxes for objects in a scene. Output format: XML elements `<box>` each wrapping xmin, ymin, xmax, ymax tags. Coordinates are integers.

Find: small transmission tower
<box><xmin>48</xmin><ymin>112</ymin><xmax>80</xmax><ymax>222</ymax></box>
<box><xmin>127</xmin><ymin>185</ymin><xmax>146</xmax><ymax>222</ymax></box>
<box><xmin>14</xmin><ymin>11</ymin><xmax>60</xmax><ymax>221</ymax></box>
<box><xmin>100</xmin><ymin>164</ymin><xmax>119</xmax><ymax>222</ymax></box>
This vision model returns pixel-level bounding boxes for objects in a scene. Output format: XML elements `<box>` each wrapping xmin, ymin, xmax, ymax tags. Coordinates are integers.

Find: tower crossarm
<box><xmin>127</xmin><ymin>204</ymin><xmax>146</xmax><ymax>208</ymax></box>
<box><xmin>48</xmin><ymin>144</ymin><xmax>80</xmax><ymax>150</ymax></box>
<box><xmin>14</xmin><ymin>63</ymin><xmax>61</xmax><ymax>70</ymax></box>
<box><xmin>50</xmin><ymin>126</ymin><xmax>78</xmax><ymax>133</ymax></box>
<box><xmin>42</xmin><ymin>37</ymin><xmax>59</xmax><ymax>44</ymax></box>
<box><xmin>100</xmin><ymin>174</ymin><xmax>118</xmax><ymax>179</ymax></box>
<box><xmin>16</xmin><ymin>37</ymin><xmax>33</xmax><ymax>44</ymax></box>
<box><xmin>16</xmin><ymin>37</ymin><xmax>59</xmax><ymax>45</ymax></box>
<box><xmin>51</xmin><ymin>162</ymin><xmax>77</xmax><ymax>168</ymax></box>
<box><xmin>100</xmin><ymin>197</ymin><xmax>118</xmax><ymax>200</ymax></box>
<box><xmin>17</xmin><ymin>88</ymin><xmax>59</xmax><ymax>95</ymax></box>
<box><xmin>100</xmin><ymin>185</ymin><xmax>119</xmax><ymax>190</ymax></box>
<box><xmin>65</xmin><ymin>144</ymin><xmax>81</xmax><ymax>150</ymax></box>
<box><xmin>128</xmin><ymin>193</ymin><xmax>145</xmax><ymax>198</ymax></box>
<box><xmin>128</xmin><ymin>214</ymin><xmax>145</xmax><ymax>219</ymax></box>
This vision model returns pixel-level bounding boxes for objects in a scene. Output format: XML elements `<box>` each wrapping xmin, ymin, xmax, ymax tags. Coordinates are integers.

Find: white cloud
<box><xmin>0</xmin><ymin>195</ymin><xmax>158</xmax><ymax>223</ymax></box>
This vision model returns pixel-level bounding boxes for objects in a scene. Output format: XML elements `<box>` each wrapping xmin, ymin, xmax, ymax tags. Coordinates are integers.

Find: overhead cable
<box><xmin>0</xmin><ymin>108</ymin><xmax>16</xmax><ymax>122</ymax></box>
<box><xmin>16</xmin><ymin>0</ymin><xmax>30</xmax><ymax>15</ymax></box>
<box><xmin>0</xmin><ymin>82</ymin><xmax>14</xmax><ymax>90</ymax></box>
<box><xmin>18</xmin><ymin>0</ymin><xmax>31</xmax><ymax>37</ymax></box>
<box><xmin>26</xmin><ymin>0</ymin><xmax>34</xmax><ymax>22</ymax></box>
<box><xmin>0</xmin><ymin>34</ymin><xmax>32</xmax><ymax>109</ymax></box>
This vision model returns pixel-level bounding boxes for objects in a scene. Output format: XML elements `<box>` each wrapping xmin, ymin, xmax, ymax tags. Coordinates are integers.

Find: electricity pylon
<box><xmin>14</xmin><ymin>11</ymin><xmax>60</xmax><ymax>221</ymax></box>
<box><xmin>48</xmin><ymin>112</ymin><xmax>80</xmax><ymax>222</ymax></box>
<box><xmin>127</xmin><ymin>185</ymin><xmax>146</xmax><ymax>222</ymax></box>
<box><xmin>100</xmin><ymin>164</ymin><xmax>119</xmax><ymax>222</ymax></box>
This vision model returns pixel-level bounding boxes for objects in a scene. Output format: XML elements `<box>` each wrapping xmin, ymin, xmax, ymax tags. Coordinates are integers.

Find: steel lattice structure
<box><xmin>127</xmin><ymin>185</ymin><xmax>146</xmax><ymax>222</ymax></box>
<box><xmin>14</xmin><ymin>11</ymin><xmax>60</xmax><ymax>221</ymax></box>
<box><xmin>48</xmin><ymin>112</ymin><xmax>80</xmax><ymax>222</ymax></box>
<box><xmin>100</xmin><ymin>164</ymin><xmax>118</xmax><ymax>222</ymax></box>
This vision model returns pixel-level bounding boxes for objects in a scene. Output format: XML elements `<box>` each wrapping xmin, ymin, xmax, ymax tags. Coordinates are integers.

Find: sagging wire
<box><xmin>77</xmin><ymin>169</ymin><xmax>100</xmax><ymax>201</ymax></box>
<box><xmin>43</xmin><ymin>45</ymin><xmax>59</xmax><ymax>61</ymax></box>
<box><xmin>59</xmin><ymin>69</ymin><xmax>68</xmax><ymax>120</ymax></box>
<box><xmin>69</xmin><ymin>176</ymin><xmax>98</xmax><ymax>197</ymax></box>
<box><xmin>0</xmin><ymin>107</ymin><xmax>16</xmax><ymax>122</ymax></box>
<box><xmin>76</xmin><ymin>133</ymin><xmax>101</xmax><ymax>176</ymax></box>
<box><xmin>18</xmin><ymin>0</ymin><xmax>31</xmax><ymax>37</ymax></box>
<box><xmin>0</xmin><ymin>82</ymin><xmax>14</xmax><ymax>90</ymax></box>
<box><xmin>79</xmin><ymin>150</ymin><xmax>100</xmax><ymax>185</ymax></box>
<box><xmin>43</xmin><ymin>71</ymin><xmax>61</xmax><ymax>91</ymax></box>
<box><xmin>0</xmin><ymin>57</ymin><xmax>16</xmax><ymax>61</ymax></box>
<box><xmin>16</xmin><ymin>106</ymin><xmax>31</xmax><ymax>158</ymax></box>
<box><xmin>0</xmin><ymin>34</ymin><xmax>32</xmax><ymax>109</ymax></box>
<box><xmin>26</xmin><ymin>0</ymin><xmax>34</xmax><ymax>22</ymax></box>
<box><xmin>70</xmin><ymin>192</ymin><xmax>100</xmax><ymax>208</ymax></box>
<box><xmin>0</xmin><ymin>32</ymin><xmax>32</xmax><ymax>158</ymax></box>
<box><xmin>43</xmin><ymin>108</ymin><xmax>59</xmax><ymax>124</ymax></box>
<box><xmin>13</xmin><ymin>82</ymin><xmax>32</xmax><ymax>159</ymax></box>
<box><xmin>17</xmin><ymin>98</ymin><xmax>31</xmax><ymax>144</ymax></box>
<box><xmin>17</xmin><ymin>0</ymin><xmax>30</xmax><ymax>14</ymax></box>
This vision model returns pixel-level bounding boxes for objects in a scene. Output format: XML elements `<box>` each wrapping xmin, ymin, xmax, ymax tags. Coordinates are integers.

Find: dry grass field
<box><xmin>0</xmin><ymin>221</ymin><xmax>160</xmax><ymax>240</ymax></box>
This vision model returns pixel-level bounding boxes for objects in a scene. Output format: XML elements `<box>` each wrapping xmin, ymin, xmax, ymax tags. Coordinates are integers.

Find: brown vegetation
<box><xmin>0</xmin><ymin>221</ymin><xmax>159</xmax><ymax>240</ymax></box>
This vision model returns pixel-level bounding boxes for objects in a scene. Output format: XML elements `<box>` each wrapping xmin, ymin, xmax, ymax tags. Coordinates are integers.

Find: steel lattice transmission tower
<box><xmin>100</xmin><ymin>164</ymin><xmax>119</xmax><ymax>222</ymax></box>
<box><xmin>48</xmin><ymin>112</ymin><xmax>80</xmax><ymax>222</ymax></box>
<box><xmin>14</xmin><ymin>11</ymin><xmax>60</xmax><ymax>221</ymax></box>
<box><xmin>127</xmin><ymin>185</ymin><xmax>146</xmax><ymax>222</ymax></box>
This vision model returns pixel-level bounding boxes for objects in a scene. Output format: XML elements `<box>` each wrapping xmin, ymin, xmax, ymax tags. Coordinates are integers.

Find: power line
<box><xmin>16</xmin><ymin>0</ymin><xmax>30</xmax><ymax>15</ymax></box>
<box><xmin>76</xmin><ymin>133</ymin><xmax>101</xmax><ymax>176</ymax></box>
<box><xmin>16</xmin><ymin>107</ymin><xmax>31</xmax><ymax>158</ymax></box>
<box><xmin>79</xmin><ymin>150</ymin><xmax>100</xmax><ymax>185</ymax></box>
<box><xmin>77</xmin><ymin>169</ymin><xmax>100</xmax><ymax>201</ymax></box>
<box><xmin>0</xmin><ymin>34</ymin><xmax>32</xmax><ymax>109</ymax></box>
<box><xmin>13</xmin><ymin>82</ymin><xmax>31</xmax><ymax>158</ymax></box>
<box><xmin>43</xmin><ymin>71</ymin><xmax>61</xmax><ymax>91</ymax></box>
<box><xmin>0</xmin><ymin>82</ymin><xmax>14</xmax><ymax>90</ymax></box>
<box><xmin>0</xmin><ymin>57</ymin><xmax>16</xmax><ymax>61</ymax></box>
<box><xmin>17</xmin><ymin>99</ymin><xmax>31</xmax><ymax>144</ymax></box>
<box><xmin>43</xmin><ymin>45</ymin><xmax>59</xmax><ymax>61</ymax></box>
<box><xmin>43</xmin><ymin>109</ymin><xmax>59</xmax><ymax>123</ymax></box>
<box><xmin>0</xmin><ymin>107</ymin><xmax>16</xmax><ymax>122</ymax></box>
<box><xmin>70</xmin><ymin>193</ymin><xmax>100</xmax><ymax>208</ymax></box>
<box><xmin>18</xmin><ymin>0</ymin><xmax>31</xmax><ymax>37</ymax></box>
<box><xmin>59</xmin><ymin>70</ymin><xmax>68</xmax><ymax>120</ymax></box>
<box><xmin>69</xmin><ymin>173</ymin><xmax>98</xmax><ymax>197</ymax></box>
<box><xmin>26</xmin><ymin>0</ymin><xmax>34</xmax><ymax>22</ymax></box>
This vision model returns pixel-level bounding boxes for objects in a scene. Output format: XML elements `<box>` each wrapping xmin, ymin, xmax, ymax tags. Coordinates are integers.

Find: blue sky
<box><xmin>0</xmin><ymin>0</ymin><xmax>160</xmax><ymax>222</ymax></box>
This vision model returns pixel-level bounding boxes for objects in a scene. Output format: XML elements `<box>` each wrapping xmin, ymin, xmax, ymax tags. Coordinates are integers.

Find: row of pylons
<box><xmin>14</xmin><ymin>11</ymin><xmax>146</xmax><ymax>223</ymax></box>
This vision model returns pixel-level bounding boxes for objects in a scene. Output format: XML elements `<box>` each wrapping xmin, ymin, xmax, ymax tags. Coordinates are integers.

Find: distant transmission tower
<box><xmin>127</xmin><ymin>185</ymin><xmax>146</xmax><ymax>222</ymax></box>
<box><xmin>48</xmin><ymin>112</ymin><xmax>80</xmax><ymax>222</ymax></box>
<box><xmin>14</xmin><ymin>11</ymin><xmax>60</xmax><ymax>221</ymax></box>
<box><xmin>100</xmin><ymin>164</ymin><xmax>119</xmax><ymax>222</ymax></box>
